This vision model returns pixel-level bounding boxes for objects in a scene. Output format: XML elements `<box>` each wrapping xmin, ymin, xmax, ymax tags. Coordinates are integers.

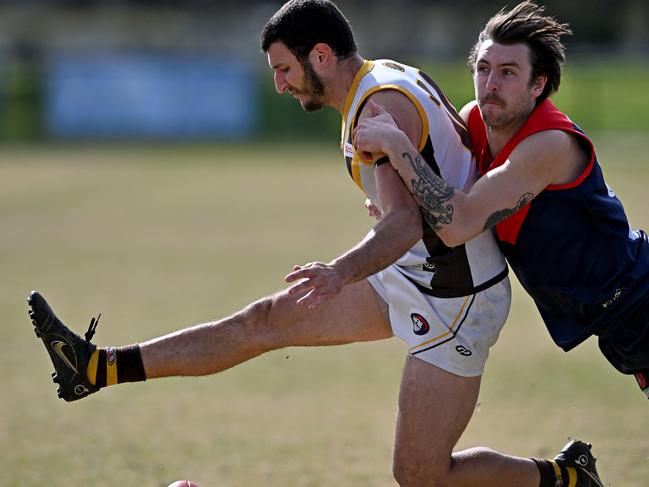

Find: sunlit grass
<box><xmin>2</xmin><ymin>139</ymin><xmax>648</xmax><ymax>486</ymax></box>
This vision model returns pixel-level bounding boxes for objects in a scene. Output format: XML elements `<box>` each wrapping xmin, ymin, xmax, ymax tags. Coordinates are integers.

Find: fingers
<box><xmin>352</xmin><ymin>106</ymin><xmax>395</xmax><ymax>159</ymax></box>
<box><xmin>287</xmin><ymin>277</ymin><xmax>316</xmax><ymax>297</ymax></box>
<box><xmin>285</xmin><ymin>263</ymin><xmax>339</xmax><ymax>308</ymax></box>
<box><xmin>365</xmin><ymin>98</ymin><xmax>380</xmax><ymax>116</ymax></box>
<box><xmin>285</xmin><ymin>264</ymin><xmax>313</xmax><ymax>283</ymax></box>
<box><xmin>285</xmin><ymin>266</ymin><xmax>324</xmax><ymax>297</ymax></box>
<box><xmin>352</xmin><ymin>128</ymin><xmax>375</xmax><ymax>162</ymax></box>
<box><xmin>296</xmin><ymin>289</ymin><xmax>327</xmax><ymax>308</ymax></box>
<box><xmin>364</xmin><ymin>198</ymin><xmax>382</xmax><ymax>220</ymax></box>
<box><xmin>285</xmin><ymin>266</ymin><xmax>319</xmax><ymax>301</ymax></box>
<box><xmin>358</xmin><ymin>150</ymin><xmax>374</xmax><ymax>163</ymax></box>
<box><xmin>365</xmin><ymin>98</ymin><xmax>387</xmax><ymax>116</ymax></box>
<box><xmin>288</xmin><ymin>279</ymin><xmax>328</xmax><ymax>309</ymax></box>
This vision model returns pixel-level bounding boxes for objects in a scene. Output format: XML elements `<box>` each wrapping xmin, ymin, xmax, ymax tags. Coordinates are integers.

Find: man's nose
<box><xmin>274</xmin><ymin>71</ymin><xmax>288</xmax><ymax>94</ymax></box>
<box><xmin>485</xmin><ymin>71</ymin><xmax>499</xmax><ymax>91</ymax></box>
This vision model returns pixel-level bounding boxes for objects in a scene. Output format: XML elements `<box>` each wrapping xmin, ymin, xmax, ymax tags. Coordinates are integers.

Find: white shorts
<box><xmin>367</xmin><ymin>265</ymin><xmax>511</xmax><ymax>377</ymax></box>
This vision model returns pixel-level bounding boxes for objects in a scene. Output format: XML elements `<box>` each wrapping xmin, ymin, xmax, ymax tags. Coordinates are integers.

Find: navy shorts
<box><xmin>597</xmin><ymin>295</ymin><xmax>649</xmax><ymax>375</ymax></box>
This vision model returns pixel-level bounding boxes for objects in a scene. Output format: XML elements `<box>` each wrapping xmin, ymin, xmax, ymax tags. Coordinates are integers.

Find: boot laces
<box><xmin>84</xmin><ymin>314</ymin><xmax>101</xmax><ymax>342</ymax></box>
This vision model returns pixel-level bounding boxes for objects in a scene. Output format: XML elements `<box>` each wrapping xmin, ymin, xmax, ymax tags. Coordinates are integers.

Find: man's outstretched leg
<box><xmin>27</xmin><ymin>280</ymin><xmax>393</xmax><ymax>401</ymax></box>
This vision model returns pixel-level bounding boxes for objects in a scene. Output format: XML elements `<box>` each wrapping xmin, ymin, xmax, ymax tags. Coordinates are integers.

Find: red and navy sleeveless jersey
<box><xmin>467</xmin><ymin>99</ymin><xmax>649</xmax><ymax>350</ymax></box>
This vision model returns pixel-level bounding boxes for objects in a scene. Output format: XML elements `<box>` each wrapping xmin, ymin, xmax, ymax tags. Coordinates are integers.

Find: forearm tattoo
<box><xmin>483</xmin><ymin>193</ymin><xmax>534</xmax><ymax>230</ymax></box>
<box><xmin>402</xmin><ymin>152</ymin><xmax>455</xmax><ymax>232</ymax></box>
<box><xmin>402</xmin><ymin>150</ymin><xmax>534</xmax><ymax>234</ymax></box>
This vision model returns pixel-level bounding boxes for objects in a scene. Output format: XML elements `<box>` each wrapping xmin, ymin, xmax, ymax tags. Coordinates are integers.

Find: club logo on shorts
<box><xmin>411</xmin><ymin>313</ymin><xmax>430</xmax><ymax>336</ymax></box>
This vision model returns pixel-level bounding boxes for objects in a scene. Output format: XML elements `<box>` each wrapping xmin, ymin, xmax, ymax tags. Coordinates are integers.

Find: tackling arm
<box><xmin>353</xmin><ymin>100</ymin><xmax>578</xmax><ymax>247</ymax></box>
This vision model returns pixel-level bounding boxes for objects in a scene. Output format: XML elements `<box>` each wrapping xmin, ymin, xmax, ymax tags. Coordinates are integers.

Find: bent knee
<box><xmin>393</xmin><ymin>458</ymin><xmax>452</xmax><ymax>487</ymax></box>
<box><xmin>241</xmin><ymin>296</ymin><xmax>274</xmax><ymax>327</ymax></box>
<box><xmin>239</xmin><ymin>295</ymin><xmax>293</xmax><ymax>349</ymax></box>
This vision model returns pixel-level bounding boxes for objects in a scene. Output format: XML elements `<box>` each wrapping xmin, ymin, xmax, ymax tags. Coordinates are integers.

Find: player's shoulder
<box><xmin>519</xmin><ymin>129</ymin><xmax>577</xmax><ymax>156</ymax></box>
<box><xmin>513</xmin><ymin>129</ymin><xmax>588</xmax><ymax>183</ymax></box>
<box><xmin>459</xmin><ymin>100</ymin><xmax>478</xmax><ymax>124</ymax></box>
<box><xmin>364</xmin><ymin>89</ymin><xmax>412</xmax><ymax>113</ymax></box>
<box><xmin>362</xmin><ymin>89</ymin><xmax>421</xmax><ymax>146</ymax></box>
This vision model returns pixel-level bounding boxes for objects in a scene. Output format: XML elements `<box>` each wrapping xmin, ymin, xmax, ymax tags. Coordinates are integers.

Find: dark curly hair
<box><xmin>261</xmin><ymin>0</ymin><xmax>357</xmax><ymax>63</ymax></box>
<box><xmin>468</xmin><ymin>1</ymin><xmax>572</xmax><ymax>103</ymax></box>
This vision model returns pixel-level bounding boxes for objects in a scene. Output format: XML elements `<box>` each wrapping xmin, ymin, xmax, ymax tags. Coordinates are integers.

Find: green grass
<box><xmin>2</xmin><ymin>139</ymin><xmax>649</xmax><ymax>486</ymax></box>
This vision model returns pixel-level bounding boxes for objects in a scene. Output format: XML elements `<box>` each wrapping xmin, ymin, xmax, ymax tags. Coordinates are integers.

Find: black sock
<box><xmin>87</xmin><ymin>345</ymin><xmax>146</xmax><ymax>387</ymax></box>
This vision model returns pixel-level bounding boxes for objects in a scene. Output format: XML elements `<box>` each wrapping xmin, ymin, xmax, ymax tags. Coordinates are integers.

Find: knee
<box><xmin>393</xmin><ymin>456</ymin><xmax>451</xmax><ymax>487</ymax></box>
<box><xmin>240</xmin><ymin>296</ymin><xmax>275</xmax><ymax>331</ymax></box>
<box><xmin>239</xmin><ymin>295</ymin><xmax>289</xmax><ymax>349</ymax></box>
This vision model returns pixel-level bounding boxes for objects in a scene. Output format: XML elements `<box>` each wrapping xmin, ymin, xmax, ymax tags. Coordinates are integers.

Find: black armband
<box><xmin>374</xmin><ymin>156</ymin><xmax>390</xmax><ymax>167</ymax></box>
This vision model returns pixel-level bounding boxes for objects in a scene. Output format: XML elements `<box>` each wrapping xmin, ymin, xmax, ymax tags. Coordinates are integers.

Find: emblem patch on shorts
<box><xmin>411</xmin><ymin>313</ymin><xmax>430</xmax><ymax>336</ymax></box>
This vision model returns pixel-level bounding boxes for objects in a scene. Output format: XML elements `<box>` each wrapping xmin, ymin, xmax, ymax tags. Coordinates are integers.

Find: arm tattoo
<box><xmin>483</xmin><ymin>193</ymin><xmax>534</xmax><ymax>230</ymax></box>
<box><xmin>402</xmin><ymin>152</ymin><xmax>455</xmax><ymax>232</ymax></box>
<box><xmin>402</xmin><ymin>149</ymin><xmax>534</xmax><ymax>234</ymax></box>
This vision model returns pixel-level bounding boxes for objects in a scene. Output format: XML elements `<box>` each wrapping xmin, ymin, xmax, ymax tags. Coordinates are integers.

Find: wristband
<box><xmin>374</xmin><ymin>156</ymin><xmax>390</xmax><ymax>167</ymax></box>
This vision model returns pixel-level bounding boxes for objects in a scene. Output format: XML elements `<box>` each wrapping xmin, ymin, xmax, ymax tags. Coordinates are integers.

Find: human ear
<box><xmin>310</xmin><ymin>43</ymin><xmax>333</xmax><ymax>67</ymax></box>
<box><xmin>532</xmin><ymin>74</ymin><xmax>548</xmax><ymax>98</ymax></box>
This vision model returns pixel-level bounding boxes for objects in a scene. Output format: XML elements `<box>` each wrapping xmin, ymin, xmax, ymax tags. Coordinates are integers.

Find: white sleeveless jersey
<box><xmin>341</xmin><ymin>59</ymin><xmax>507</xmax><ymax>298</ymax></box>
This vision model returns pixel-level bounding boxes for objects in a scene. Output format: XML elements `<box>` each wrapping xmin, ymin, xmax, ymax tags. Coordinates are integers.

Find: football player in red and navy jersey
<box><xmin>357</xmin><ymin>2</ymin><xmax>649</xmax><ymax>394</ymax></box>
<box><xmin>356</xmin><ymin>2</ymin><xmax>649</xmax><ymax>485</ymax></box>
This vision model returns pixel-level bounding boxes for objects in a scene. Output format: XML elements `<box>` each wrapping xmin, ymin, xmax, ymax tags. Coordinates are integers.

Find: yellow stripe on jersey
<box><xmin>408</xmin><ymin>295</ymin><xmax>471</xmax><ymax>353</ymax></box>
<box><xmin>340</xmin><ymin>60</ymin><xmax>375</xmax><ymax>150</ymax></box>
<box><xmin>351</xmin><ymin>84</ymin><xmax>430</xmax><ymax>156</ymax></box>
<box><xmin>351</xmin><ymin>157</ymin><xmax>363</xmax><ymax>190</ymax></box>
<box><xmin>347</xmin><ymin>84</ymin><xmax>431</xmax><ymax>191</ymax></box>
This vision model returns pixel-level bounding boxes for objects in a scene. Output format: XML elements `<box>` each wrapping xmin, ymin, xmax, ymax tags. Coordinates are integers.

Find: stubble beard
<box><xmin>298</xmin><ymin>59</ymin><xmax>326</xmax><ymax>112</ymax></box>
<box><xmin>483</xmin><ymin>108</ymin><xmax>514</xmax><ymax>129</ymax></box>
<box><xmin>481</xmin><ymin>99</ymin><xmax>531</xmax><ymax>131</ymax></box>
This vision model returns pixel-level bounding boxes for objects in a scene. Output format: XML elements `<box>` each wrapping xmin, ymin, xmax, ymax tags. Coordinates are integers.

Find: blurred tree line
<box><xmin>0</xmin><ymin>0</ymin><xmax>647</xmax><ymax>140</ymax></box>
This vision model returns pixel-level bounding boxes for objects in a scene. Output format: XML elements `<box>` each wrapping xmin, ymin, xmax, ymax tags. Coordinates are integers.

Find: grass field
<box><xmin>2</xmin><ymin>138</ymin><xmax>649</xmax><ymax>486</ymax></box>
